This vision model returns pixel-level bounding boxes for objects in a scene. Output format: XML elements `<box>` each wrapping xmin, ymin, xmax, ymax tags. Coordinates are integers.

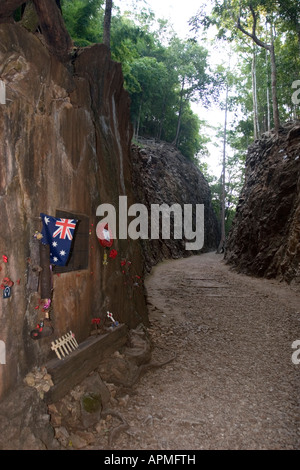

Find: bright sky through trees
<box><xmin>114</xmin><ymin>0</ymin><xmax>200</xmax><ymax>39</ymax></box>
<box><xmin>113</xmin><ymin>0</ymin><xmax>229</xmax><ymax>176</ymax></box>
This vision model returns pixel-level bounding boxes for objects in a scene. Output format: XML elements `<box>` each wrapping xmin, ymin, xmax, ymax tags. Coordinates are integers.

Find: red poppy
<box><xmin>96</xmin><ymin>222</ymin><xmax>113</xmax><ymax>248</ymax></box>
<box><xmin>2</xmin><ymin>277</ymin><xmax>14</xmax><ymax>287</ymax></box>
<box><xmin>109</xmin><ymin>249</ymin><xmax>118</xmax><ymax>259</ymax></box>
<box><xmin>121</xmin><ymin>260</ymin><xmax>126</xmax><ymax>266</ymax></box>
<box><xmin>2</xmin><ymin>255</ymin><xmax>8</xmax><ymax>263</ymax></box>
<box><xmin>92</xmin><ymin>318</ymin><xmax>101</xmax><ymax>325</ymax></box>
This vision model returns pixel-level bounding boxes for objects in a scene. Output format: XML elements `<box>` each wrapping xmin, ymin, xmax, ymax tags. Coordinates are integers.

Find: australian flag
<box><xmin>40</xmin><ymin>213</ymin><xmax>78</xmax><ymax>266</ymax></box>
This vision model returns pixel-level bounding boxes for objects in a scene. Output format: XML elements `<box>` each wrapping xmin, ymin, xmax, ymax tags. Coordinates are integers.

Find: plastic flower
<box><xmin>109</xmin><ymin>249</ymin><xmax>118</xmax><ymax>259</ymax></box>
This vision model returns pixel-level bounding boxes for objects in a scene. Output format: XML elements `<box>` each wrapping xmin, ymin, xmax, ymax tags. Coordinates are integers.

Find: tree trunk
<box><xmin>268</xmin><ymin>24</ymin><xmax>280</xmax><ymax>133</ymax></box>
<box><xmin>265</xmin><ymin>48</ymin><xmax>271</xmax><ymax>132</ymax></box>
<box><xmin>158</xmin><ymin>98</ymin><xmax>167</xmax><ymax>140</ymax></box>
<box><xmin>217</xmin><ymin>84</ymin><xmax>228</xmax><ymax>254</ymax></box>
<box><xmin>252</xmin><ymin>46</ymin><xmax>259</xmax><ymax>139</ymax></box>
<box><xmin>237</xmin><ymin>6</ymin><xmax>280</xmax><ymax>134</ymax></box>
<box><xmin>103</xmin><ymin>0</ymin><xmax>112</xmax><ymax>48</ymax></box>
<box><xmin>269</xmin><ymin>42</ymin><xmax>280</xmax><ymax>133</ymax></box>
<box><xmin>136</xmin><ymin>101</ymin><xmax>142</xmax><ymax>140</ymax></box>
<box><xmin>173</xmin><ymin>79</ymin><xmax>185</xmax><ymax>148</ymax></box>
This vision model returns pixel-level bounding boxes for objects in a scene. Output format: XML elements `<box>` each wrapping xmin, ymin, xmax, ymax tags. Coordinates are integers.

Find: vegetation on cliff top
<box><xmin>8</xmin><ymin>0</ymin><xmax>300</xmax><ymax>236</ymax></box>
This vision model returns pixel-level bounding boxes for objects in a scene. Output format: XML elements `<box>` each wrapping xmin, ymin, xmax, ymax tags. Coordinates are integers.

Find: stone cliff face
<box><xmin>225</xmin><ymin>121</ymin><xmax>300</xmax><ymax>284</ymax></box>
<box><xmin>0</xmin><ymin>23</ymin><xmax>148</xmax><ymax>401</ymax></box>
<box><xmin>0</xmin><ymin>23</ymin><xmax>220</xmax><ymax>404</ymax></box>
<box><xmin>131</xmin><ymin>138</ymin><xmax>220</xmax><ymax>271</ymax></box>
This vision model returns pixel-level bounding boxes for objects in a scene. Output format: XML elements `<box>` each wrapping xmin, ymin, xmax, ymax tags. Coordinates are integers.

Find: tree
<box><xmin>103</xmin><ymin>0</ymin><xmax>112</xmax><ymax>47</ymax></box>
<box><xmin>61</xmin><ymin>0</ymin><xmax>104</xmax><ymax>46</ymax></box>
<box><xmin>236</xmin><ymin>3</ymin><xmax>280</xmax><ymax>134</ymax></box>
<box><xmin>167</xmin><ymin>37</ymin><xmax>213</xmax><ymax>147</ymax></box>
<box><xmin>276</xmin><ymin>0</ymin><xmax>300</xmax><ymax>56</ymax></box>
<box><xmin>217</xmin><ymin>78</ymin><xmax>229</xmax><ymax>253</ymax></box>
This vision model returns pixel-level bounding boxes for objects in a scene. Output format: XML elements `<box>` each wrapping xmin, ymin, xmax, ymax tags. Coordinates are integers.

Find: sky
<box><xmin>114</xmin><ymin>0</ymin><xmax>200</xmax><ymax>37</ymax></box>
<box><xmin>113</xmin><ymin>0</ymin><xmax>229</xmax><ymax>177</ymax></box>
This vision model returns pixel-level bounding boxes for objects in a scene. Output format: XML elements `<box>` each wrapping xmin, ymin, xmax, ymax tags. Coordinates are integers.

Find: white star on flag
<box><xmin>40</xmin><ymin>213</ymin><xmax>78</xmax><ymax>266</ymax></box>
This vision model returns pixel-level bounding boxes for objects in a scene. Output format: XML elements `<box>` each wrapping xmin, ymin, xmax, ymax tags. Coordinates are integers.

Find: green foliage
<box><xmin>61</xmin><ymin>2</ymin><xmax>216</xmax><ymax>160</ymax></box>
<box><xmin>61</xmin><ymin>0</ymin><xmax>104</xmax><ymax>46</ymax></box>
<box><xmin>60</xmin><ymin>0</ymin><xmax>300</xmax><ymax>230</ymax></box>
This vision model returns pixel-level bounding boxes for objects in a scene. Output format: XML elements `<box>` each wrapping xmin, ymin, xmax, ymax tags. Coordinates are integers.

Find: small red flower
<box><xmin>120</xmin><ymin>260</ymin><xmax>126</xmax><ymax>267</ymax></box>
<box><xmin>109</xmin><ymin>249</ymin><xmax>118</xmax><ymax>259</ymax></box>
<box><xmin>2</xmin><ymin>277</ymin><xmax>14</xmax><ymax>287</ymax></box>
<box><xmin>92</xmin><ymin>318</ymin><xmax>101</xmax><ymax>325</ymax></box>
<box><xmin>2</xmin><ymin>255</ymin><xmax>8</xmax><ymax>263</ymax></box>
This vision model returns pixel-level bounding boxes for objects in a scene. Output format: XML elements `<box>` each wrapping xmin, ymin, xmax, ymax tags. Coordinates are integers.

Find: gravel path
<box><xmin>110</xmin><ymin>252</ymin><xmax>300</xmax><ymax>450</ymax></box>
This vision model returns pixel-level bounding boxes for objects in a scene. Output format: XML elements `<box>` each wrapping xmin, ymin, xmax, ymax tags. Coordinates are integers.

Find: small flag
<box><xmin>40</xmin><ymin>213</ymin><xmax>78</xmax><ymax>266</ymax></box>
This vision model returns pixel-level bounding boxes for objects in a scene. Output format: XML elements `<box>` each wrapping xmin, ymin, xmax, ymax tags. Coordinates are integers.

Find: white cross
<box><xmin>107</xmin><ymin>311</ymin><xmax>117</xmax><ymax>323</ymax></box>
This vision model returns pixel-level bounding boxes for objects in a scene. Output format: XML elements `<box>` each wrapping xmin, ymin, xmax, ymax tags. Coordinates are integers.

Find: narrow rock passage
<box><xmin>110</xmin><ymin>253</ymin><xmax>300</xmax><ymax>450</ymax></box>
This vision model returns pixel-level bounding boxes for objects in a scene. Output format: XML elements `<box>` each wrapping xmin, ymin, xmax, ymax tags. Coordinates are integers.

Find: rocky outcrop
<box><xmin>0</xmin><ymin>23</ymin><xmax>148</xmax><ymax>401</ymax></box>
<box><xmin>225</xmin><ymin>121</ymin><xmax>300</xmax><ymax>284</ymax></box>
<box><xmin>131</xmin><ymin>138</ymin><xmax>220</xmax><ymax>271</ymax></box>
<box><xmin>0</xmin><ymin>20</ymin><xmax>220</xmax><ymax>407</ymax></box>
<box><xmin>0</xmin><ymin>383</ymin><xmax>58</xmax><ymax>450</ymax></box>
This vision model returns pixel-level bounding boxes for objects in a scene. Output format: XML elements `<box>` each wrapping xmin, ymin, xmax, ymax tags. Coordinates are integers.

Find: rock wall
<box><xmin>0</xmin><ymin>22</ymin><xmax>220</xmax><ymax>405</ymax></box>
<box><xmin>0</xmin><ymin>24</ymin><xmax>148</xmax><ymax>401</ymax></box>
<box><xmin>225</xmin><ymin>121</ymin><xmax>300</xmax><ymax>284</ymax></box>
<box><xmin>131</xmin><ymin>139</ymin><xmax>220</xmax><ymax>271</ymax></box>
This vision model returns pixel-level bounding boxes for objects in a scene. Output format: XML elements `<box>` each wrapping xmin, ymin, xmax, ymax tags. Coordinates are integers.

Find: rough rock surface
<box><xmin>225</xmin><ymin>121</ymin><xmax>300</xmax><ymax>284</ymax></box>
<box><xmin>131</xmin><ymin>138</ymin><xmax>220</xmax><ymax>271</ymax></box>
<box><xmin>0</xmin><ymin>23</ymin><xmax>148</xmax><ymax>401</ymax></box>
<box><xmin>0</xmin><ymin>383</ymin><xmax>59</xmax><ymax>450</ymax></box>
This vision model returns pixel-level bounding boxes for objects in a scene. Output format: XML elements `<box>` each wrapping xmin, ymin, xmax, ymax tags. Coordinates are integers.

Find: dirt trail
<box><xmin>110</xmin><ymin>252</ymin><xmax>300</xmax><ymax>450</ymax></box>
